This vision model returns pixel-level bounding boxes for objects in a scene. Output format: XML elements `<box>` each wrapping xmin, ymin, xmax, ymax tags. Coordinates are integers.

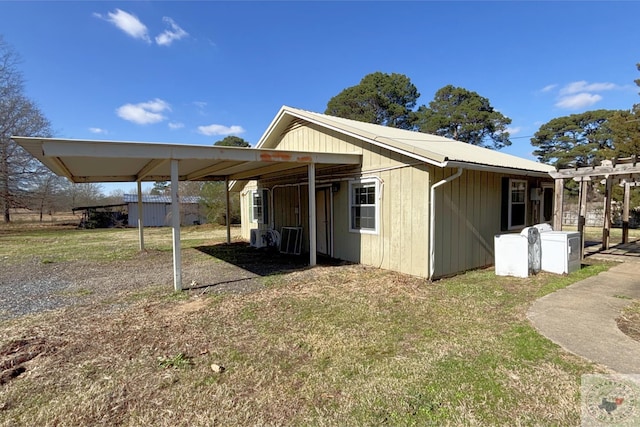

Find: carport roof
<box><xmin>11</xmin><ymin>137</ymin><xmax>361</xmax><ymax>184</ymax></box>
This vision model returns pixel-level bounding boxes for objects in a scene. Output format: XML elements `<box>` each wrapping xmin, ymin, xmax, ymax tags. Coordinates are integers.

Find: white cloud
<box><xmin>197</xmin><ymin>124</ymin><xmax>245</xmax><ymax>136</ymax></box>
<box><xmin>116</xmin><ymin>98</ymin><xmax>171</xmax><ymax>125</ymax></box>
<box><xmin>544</xmin><ymin>80</ymin><xmax>619</xmax><ymax>110</ymax></box>
<box><xmin>89</xmin><ymin>127</ymin><xmax>108</xmax><ymax>134</ymax></box>
<box><xmin>559</xmin><ymin>80</ymin><xmax>617</xmax><ymax>95</ymax></box>
<box><xmin>505</xmin><ymin>126</ymin><xmax>521</xmax><ymax>135</ymax></box>
<box><xmin>96</xmin><ymin>9</ymin><xmax>151</xmax><ymax>43</ymax></box>
<box><xmin>168</xmin><ymin>122</ymin><xmax>184</xmax><ymax>130</ymax></box>
<box><xmin>555</xmin><ymin>93</ymin><xmax>602</xmax><ymax>110</ymax></box>
<box><xmin>155</xmin><ymin>17</ymin><xmax>189</xmax><ymax>46</ymax></box>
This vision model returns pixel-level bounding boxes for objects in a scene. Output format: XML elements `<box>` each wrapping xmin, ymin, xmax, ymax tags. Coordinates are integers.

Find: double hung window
<box><xmin>508</xmin><ymin>179</ymin><xmax>527</xmax><ymax>229</ymax></box>
<box><xmin>349</xmin><ymin>180</ymin><xmax>378</xmax><ymax>233</ymax></box>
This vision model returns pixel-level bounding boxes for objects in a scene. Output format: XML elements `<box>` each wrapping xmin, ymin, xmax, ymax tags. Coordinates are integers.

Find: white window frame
<box><xmin>349</xmin><ymin>179</ymin><xmax>379</xmax><ymax>234</ymax></box>
<box><xmin>250</xmin><ymin>190</ymin><xmax>262</xmax><ymax>223</ymax></box>
<box><xmin>508</xmin><ymin>179</ymin><xmax>527</xmax><ymax>230</ymax></box>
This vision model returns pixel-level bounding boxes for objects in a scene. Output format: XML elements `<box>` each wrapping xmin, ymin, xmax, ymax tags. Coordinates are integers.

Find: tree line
<box><xmin>326</xmin><ymin>71</ymin><xmax>640</xmax><ymax>167</ymax></box>
<box><xmin>2</xmin><ymin>33</ymin><xmax>639</xmax><ymax>223</ymax></box>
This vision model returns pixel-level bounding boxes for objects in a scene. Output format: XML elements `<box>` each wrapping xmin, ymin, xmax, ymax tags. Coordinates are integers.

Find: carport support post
<box><xmin>602</xmin><ymin>175</ymin><xmax>612</xmax><ymax>251</ymax></box>
<box><xmin>171</xmin><ymin>159</ymin><xmax>182</xmax><ymax>291</ymax></box>
<box><xmin>225</xmin><ymin>176</ymin><xmax>231</xmax><ymax>244</ymax></box>
<box><xmin>308</xmin><ymin>163</ymin><xmax>317</xmax><ymax>266</ymax></box>
<box><xmin>622</xmin><ymin>181</ymin><xmax>630</xmax><ymax>244</ymax></box>
<box><xmin>137</xmin><ymin>181</ymin><xmax>145</xmax><ymax>251</ymax></box>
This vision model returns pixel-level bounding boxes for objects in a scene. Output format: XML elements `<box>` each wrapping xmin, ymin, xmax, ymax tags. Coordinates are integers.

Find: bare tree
<box><xmin>66</xmin><ymin>182</ymin><xmax>105</xmax><ymax>208</ymax></box>
<box><xmin>0</xmin><ymin>36</ymin><xmax>53</xmax><ymax>222</ymax></box>
<box><xmin>25</xmin><ymin>167</ymin><xmax>68</xmax><ymax>221</ymax></box>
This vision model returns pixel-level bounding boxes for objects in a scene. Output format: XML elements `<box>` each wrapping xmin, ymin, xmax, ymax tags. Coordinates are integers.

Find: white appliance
<box><xmin>494</xmin><ymin>227</ymin><xmax>541</xmax><ymax>278</ymax></box>
<box><xmin>537</xmin><ymin>230</ymin><xmax>581</xmax><ymax>274</ymax></box>
<box><xmin>494</xmin><ymin>234</ymin><xmax>529</xmax><ymax>277</ymax></box>
<box><xmin>250</xmin><ymin>229</ymin><xmax>268</xmax><ymax>248</ymax></box>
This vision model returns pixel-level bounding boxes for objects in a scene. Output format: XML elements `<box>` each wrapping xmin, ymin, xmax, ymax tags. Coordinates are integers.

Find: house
<box><xmin>124</xmin><ymin>194</ymin><xmax>206</xmax><ymax>227</ymax></box>
<box><xmin>12</xmin><ymin>106</ymin><xmax>554</xmax><ymax>289</ymax></box>
<box><xmin>238</xmin><ymin>106</ymin><xmax>555</xmax><ymax>279</ymax></box>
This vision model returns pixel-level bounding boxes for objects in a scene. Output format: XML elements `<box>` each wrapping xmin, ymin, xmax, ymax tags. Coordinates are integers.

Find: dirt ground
<box><xmin>1</xmin><ymin>223</ymin><xmax>639</xmax><ymax>425</ymax></box>
<box><xmin>0</xmin><ymin>242</ymin><xmax>314</xmax><ymax>321</ymax></box>
<box><xmin>0</xmin><ymin>241</ymin><xmax>320</xmax><ymax>387</ymax></box>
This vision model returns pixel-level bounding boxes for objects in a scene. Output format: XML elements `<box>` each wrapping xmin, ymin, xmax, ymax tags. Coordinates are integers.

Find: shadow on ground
<box><xmin>191</xmin><ymin>242</ymin><xmax>353</xmax><ymax>292</ymax></box>
<box><xmin>195</xmin><ymin>242</ymin><xmax>310</xmax><ymax>277</ymax></box>
<box><xmin>585</xmin><ymin>238</ymin><xmax>640</xmax><ymax>261</ymax></box>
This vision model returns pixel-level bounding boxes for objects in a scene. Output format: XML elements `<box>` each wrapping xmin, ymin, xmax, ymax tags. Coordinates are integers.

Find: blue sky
<box><xmin>3</xmin><ymin>1</ymin><xmax>640</xmax><ymax>194</ymax></box>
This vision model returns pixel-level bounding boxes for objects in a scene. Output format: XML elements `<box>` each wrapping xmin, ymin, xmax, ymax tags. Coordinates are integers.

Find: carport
<box><xmin>12</xmin><ymin>137</ymin><xmax>361</xmax><ymax>291</ymax></box>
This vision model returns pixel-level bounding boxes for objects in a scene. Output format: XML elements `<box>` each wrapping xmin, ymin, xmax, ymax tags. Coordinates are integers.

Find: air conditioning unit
<box><xmin>250</xmin><ymin>229</ymin><xmax>268</xmax><ymax>248</ymax></box>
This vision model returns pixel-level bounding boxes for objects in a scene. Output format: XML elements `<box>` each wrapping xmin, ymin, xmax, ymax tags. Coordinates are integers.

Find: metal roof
<box><xmin>122</xmin><ymin>194</ymin><xmax>201</xmax><ymax>204</ymax></box>
<box><xmin>258</xmin><ymin>106</ymin><xmax>554</xmax><ymax>176</ymax></box>
<box><xmin>11</xmin><ymin>137</ymin><xmax>361</xmax><ymax>184</ymax></box>
<box><xmin>13</xmin><ymin>106</ymin><xmax>553</xmax><ymax>187</ymax></box>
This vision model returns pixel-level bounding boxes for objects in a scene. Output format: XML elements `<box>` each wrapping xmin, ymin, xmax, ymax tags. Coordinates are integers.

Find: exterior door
<box><xmin>540</xmin><ymin>185</ymin><xmax>554</xmax><ymax>223</ymax></box>
<box><xmin>316</xmin><ymin>187</ymin><xmax>332</xmax><ymax>256</ymax></box>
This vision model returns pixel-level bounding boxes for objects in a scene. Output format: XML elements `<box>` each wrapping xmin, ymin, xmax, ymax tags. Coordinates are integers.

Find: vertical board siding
<box><xmin>433</xmin><ymin>169</ymin><xmax>504</xmax><ymax>278</ymax></box>
<box><xmin>263</xmin><ymin>122</ymin><xmax>433</xmax><ymax>277</ymax></box>
<box><xmin>272</xmin><ymin>186</ymin><xmax>302</xmax><ymax>232</ymax></box>
<box><xmin>242</xmin><ymin>121</ymin><xmax>552</xmax><ymax>279</ymax></box>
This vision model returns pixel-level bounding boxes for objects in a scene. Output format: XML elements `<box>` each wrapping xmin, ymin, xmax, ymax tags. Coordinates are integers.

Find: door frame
<box><xmin>540</xmin><ymin>183</ymin><xmax>554</xmax><ymax>224</ymax></box>
<box><xmin>315</xmin><ymin>185</ymin><xmax>334</xmax><ymax>257</ymax></box>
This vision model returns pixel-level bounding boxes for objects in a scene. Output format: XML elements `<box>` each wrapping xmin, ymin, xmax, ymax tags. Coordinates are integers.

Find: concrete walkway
<box><xmin>527</xmin><ymin>260</ymin><xmax>640</xmax><ymax>374</ymax></box>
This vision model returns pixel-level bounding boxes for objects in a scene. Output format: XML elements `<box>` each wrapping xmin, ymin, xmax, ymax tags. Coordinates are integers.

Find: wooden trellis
<box><xmin>549</xmin><ymin>157</ymin><xmax>640</xmax><ymax>257</ymax></box>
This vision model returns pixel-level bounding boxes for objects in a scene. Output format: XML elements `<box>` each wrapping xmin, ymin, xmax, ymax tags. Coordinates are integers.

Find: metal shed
<box><xmin>123</xmin><ymin>194</ymin><xmax>205</xmax><ymax>227</ymax></box>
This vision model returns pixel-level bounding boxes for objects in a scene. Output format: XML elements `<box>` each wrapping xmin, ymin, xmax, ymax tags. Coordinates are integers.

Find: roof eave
<box><xmin>444</xmin><ymin>160</ymin><xmax>554</xmax><ymax>178</ymax></box>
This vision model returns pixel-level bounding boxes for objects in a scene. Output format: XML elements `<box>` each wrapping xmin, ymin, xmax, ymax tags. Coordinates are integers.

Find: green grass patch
<box><xmin>158</xmin><ymin>353</ymin><xmax>193</xmax><ymax>369</ymax></box>
<box><xmin>536</xmin><ymin>262</ymin><xmax>613</xmax><ymax>296</ymax></box>
<box><xmin>0</xmin><ymin>225</ymin><xmax>615</xmax><ymax>426</ymax></box>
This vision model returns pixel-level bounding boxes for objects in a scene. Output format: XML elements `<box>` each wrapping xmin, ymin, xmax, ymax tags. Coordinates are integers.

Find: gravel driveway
<box><xmin>0</xmin><ymin>244</ymin><xmax>306</xmax><ymax>321</ymax></box>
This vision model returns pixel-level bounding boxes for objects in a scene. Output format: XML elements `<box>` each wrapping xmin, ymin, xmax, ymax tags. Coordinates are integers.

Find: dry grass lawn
<box><xmin>0</xmin><ymin>221</ymin><xmax>626</xmax><ymax>426</ymax></box>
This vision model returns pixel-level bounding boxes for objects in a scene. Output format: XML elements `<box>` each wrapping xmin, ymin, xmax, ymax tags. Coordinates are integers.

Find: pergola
<box><xmin>549</xmin><ymin>157</ymin><xmax>640</xmax><ymax>256</ymax></box>
<box><xmin>12</xmin><ymin>137</ymin><xmax>361</xmax><ymax>291</ymax></box>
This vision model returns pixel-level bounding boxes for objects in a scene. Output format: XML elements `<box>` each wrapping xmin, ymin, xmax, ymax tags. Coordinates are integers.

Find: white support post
<box><xmin>171</xmin><ymin>159</ymin><xmax>182</xmax><ymax>291</ymax></box>
<box><xmin>308</xmin><ymin>163</ymin><xmax>317</xmax><ymax>266</ymax></box>
<box><xmin>622</xmin><ymin>181</ymin><xmax>631</xmax><ymax>244</ymax></box>
<box><xmin>225</xmin><ymin>176</ymin><xmax>231</xmax><ymax>244</ymax></box>
<box><xmin>137</xmin><ymin>181</ymin><xmax>145</xmax><ymax>252</ymax></box>
<box><xmin>602</xmin><ymin>175</ymin><xmax>612</xmax><ymax>250</ymax></box>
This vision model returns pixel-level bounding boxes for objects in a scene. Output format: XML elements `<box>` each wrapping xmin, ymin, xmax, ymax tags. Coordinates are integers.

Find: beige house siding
<box><xmin>240</xmin><ymin>181</ymin><xmax>258</xmax><ymax>240</ymax></box>
<box><xmin>432</xmin><ymin>168</ymin><xmax>502</xmax><ymax>277</ymax></box>
<box><xmin>431</xmin><ymin>170</ymin><xmax>552</xmax><ymax>278</ymax></box>
<box><xmin>244</xmin><ymin>121</ymin><xmax>434</xmax><ymax>278</ymax></box>
<box><xmin>241</xmin><ymin>118</ymin><xmax>553</xmax><ymax>279</ymax></box>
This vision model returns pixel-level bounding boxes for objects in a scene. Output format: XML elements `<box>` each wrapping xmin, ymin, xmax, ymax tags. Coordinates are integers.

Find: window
<box><xmin>349</xmin><ymin>180</ymin><xmax>379</xmax><ymax>233</ymax></box>
<box><xmin>250</xmin><ymin>190</ymin><xmax>263</xmax><ymax>223</ymax></box>
<box><xmin>509</xmin><ymin>179</ymin><xmax>527</xmax><ymax>229</ymax></box>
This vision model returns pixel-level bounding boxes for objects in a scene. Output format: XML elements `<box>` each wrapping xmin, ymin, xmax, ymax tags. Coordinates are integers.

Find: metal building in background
<box><xmin>123</xmin><ymin>194</ymin><xmax>205</xmax><ymax>227</ymax></box>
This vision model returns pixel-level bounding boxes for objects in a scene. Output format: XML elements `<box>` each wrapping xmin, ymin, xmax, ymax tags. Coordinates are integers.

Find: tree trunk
<box><xmin>0</xmin><ymin>145</ymin><xmax>10</xmax><ymax>223</ymax></box>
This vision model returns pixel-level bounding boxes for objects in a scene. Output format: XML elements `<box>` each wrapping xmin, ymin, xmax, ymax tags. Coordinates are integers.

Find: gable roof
<box><xmin>258</xmin><ymin>106</ymin><xmax>553</xmax><ymax>176</ymax></box>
